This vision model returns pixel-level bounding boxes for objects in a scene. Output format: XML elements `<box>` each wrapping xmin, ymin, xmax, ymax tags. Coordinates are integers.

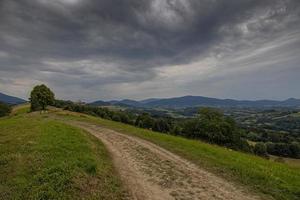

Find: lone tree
<box><xmin>30</xmin><ymin>84</ymin><xmax>55</xmax><ymax>111</ymax></box>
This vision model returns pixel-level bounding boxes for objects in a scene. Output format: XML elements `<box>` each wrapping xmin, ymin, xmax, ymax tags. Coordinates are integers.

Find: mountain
<box><xmin>139</xmin><ymin>98</ymin><xmax>162</xmax><ymax>104</ymax></box>
<box><xmin>90</xmin><ymin>95</ymin><xmax>300</xmax><ymax>108</ymax></box>
<box><xmin>281</xmin><ymin>98</ymin><xmax>300</xmax><ymax>106</ymax></box>
<box><xmin>90</xmin><ymin>99</ymin><xmax>142</xmax><ymax>107</ymax></box>
<box><xmin>116</xmin><ymin>99</ymin><xmax>142</xmax><ymax>107</ymax></box>
<box><xmin>0</xmin><ymin>92</ymin><xmax>27</xmax><ymax>105</ymax></box>
<box><xmin>143</xmin><ymin>96</ymin><xmax>300</xmax><ymax>108</ymax></box>
<box><xmin>89</xmin><ymin>100</ymin><xmax>111</xmax><ymax>106</ymax></box>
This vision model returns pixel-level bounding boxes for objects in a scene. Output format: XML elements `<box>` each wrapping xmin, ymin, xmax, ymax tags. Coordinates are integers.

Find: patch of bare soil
<box><xmin>71</xmin><ymin>122</ymin><xmax>261</xmax><ymax>200</ymax></box>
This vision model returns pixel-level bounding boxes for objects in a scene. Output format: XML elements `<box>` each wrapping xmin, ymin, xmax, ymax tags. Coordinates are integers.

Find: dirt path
<box><xmin>72</xmin><ymin>121</ymin><xmax>261</xmax><ymax>200</ymax></box>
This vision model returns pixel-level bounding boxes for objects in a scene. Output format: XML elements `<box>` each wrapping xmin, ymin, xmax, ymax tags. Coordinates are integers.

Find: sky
<box><xmin>0</xmin><ymin>0</ymin><xmax>300</xmax><ymax>102</ymax></box>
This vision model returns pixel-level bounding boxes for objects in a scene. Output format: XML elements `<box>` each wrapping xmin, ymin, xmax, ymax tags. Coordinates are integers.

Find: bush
<box><xmin>254</xmin><ymin>142</ymin><xmax>268</xmax><ymax>157</ymax></box>
<box><xmin>135</xmin><ymin>113</ymin><xmax>154</xmax><ymax>129</ymax></box>
<box><xmin>0</xmin><ymin>102</ymin><xmax>11</xmax><ymax>117</ymax></box>
<box><xmin>112</xmin><ymin>114</ymin><xmax>121</xmax><ymax>122</ymax></box>
<box><xmin>289</xmin><ymin>142</ymin><xmax>300</xmax><ymax>158</ymax></box>
<box><xmin>181</xmin><ymin>108</ymin><xmax>243</xmax><ymax>150</ymax></box>
<box><xmin>233</xmin><ymin>139</ymin><xmax>253</xmax><ymax>153</ymax></box>
<box><xmin>153</xmin><ymin>119</ymin><xmax>170</xmax><ymax>133</ymax></box>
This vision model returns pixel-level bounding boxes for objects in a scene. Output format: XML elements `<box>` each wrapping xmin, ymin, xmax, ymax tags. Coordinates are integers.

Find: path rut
<box><xmin>72</xmin><ymin>121</ymin><xmax>261</xmax><ymax>200</ymax></box>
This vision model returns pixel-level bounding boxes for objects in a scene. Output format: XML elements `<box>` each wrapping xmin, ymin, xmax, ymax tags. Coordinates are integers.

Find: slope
<box><xmin>0</xmin><ymin>113</ymin><xmax>128</xmax><ymax>200</ymax></box>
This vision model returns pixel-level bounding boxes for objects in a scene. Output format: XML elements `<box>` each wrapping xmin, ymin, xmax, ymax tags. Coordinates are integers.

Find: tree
<box><xmin>0</xmin><ymin>102</ymin><xmax>11</xmax><ymax>117</ymax></box>
<box><xmin>197</xmin><ymin>108</ymin><xmax>241</xmax><ymax>146</ymax></box>
<box><xmin>254</xmin><ymin>142</ymin><xmax>268</xmax><ymax>157</ymax></box>
<box><xmin>135</xmin><ymin>113</ymin><xmax>154</xmax><ymax>129</ymax></box>
<box><xmin>30</xmin><ymin>84</ymin><xmax>55</xmax><ymax>111</ymax></box>
<box><xmin>198</xmin><ymin>107</ymin><xmax>223</xmax><ymax>121</ymax></box>
<box><xmin>266</xmin><ymin>142</ymin><xmax>276</xmax><ymax>155</ymax></box>
<box><xmin>182</xmin><ymin>119</ymin><xmax>201</xmax><ymax>138</ymax></box>
<box><xmin>119</xmin><ymin>112</ymin><xmax>131</xmax><ymax>124</ymax></box>
<box><xmin>112</xmin><ymin>114</ymin><xmax>121</xmax><ymax>122</ymax></box>
<box><xmin>171</xmin><ymin>125</ymin><xmax>182</xmax><ymax>135</ymax></box>
<box><xmin>153</xmin><ymin>119</ymin><xmax>170</xmax><ymax>133</ymax></box>
<box><xmin>289</xmin><ymin>142</ymin><xmax>300</xmax><ymax>158</ymax></box>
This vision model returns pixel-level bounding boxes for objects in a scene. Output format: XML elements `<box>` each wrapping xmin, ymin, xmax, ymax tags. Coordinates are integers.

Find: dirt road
<box><xmin>72</xmin><ymin>122</ymin><xmax>261</xmax><ymax>200</ymax></box>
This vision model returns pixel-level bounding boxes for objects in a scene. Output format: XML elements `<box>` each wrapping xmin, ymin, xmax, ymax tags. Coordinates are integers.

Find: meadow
<box><xmin>0</xmin><ymin>113</ymin><xmax>127</xmax><ymax>200</ymax></box>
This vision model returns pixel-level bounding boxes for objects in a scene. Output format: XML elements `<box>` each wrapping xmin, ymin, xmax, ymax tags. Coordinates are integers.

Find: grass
<box><xmin>55</xmin><ymin>110</ymin><xmax>300</xmax><ymax>200</ymax></box>
<box><xmin>10</xmin><ymin>103</ymin><xmax>30</xmax><ymax>115</ymax></box>
<box><xmin>0</xmin><ymin>113</ymin><xmax>127</xmax><ymax>200</ymax></box>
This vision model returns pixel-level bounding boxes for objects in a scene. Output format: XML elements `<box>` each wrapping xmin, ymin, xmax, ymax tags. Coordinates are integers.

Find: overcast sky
<box><xmin>0</xmin><ymin>0</ymin><xmax>300</xmax><ymax>101</ymax></box>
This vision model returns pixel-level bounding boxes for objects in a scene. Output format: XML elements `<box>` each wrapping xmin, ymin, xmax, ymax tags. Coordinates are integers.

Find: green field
<box><xmin>55</xmin><ymin>110</ymin><xmax>300</xmax><ymax>200</ymax></box>
<box><xmin>0</xmin><ymin>113</ymin><xmax>127</xmax><ymax>200</ymax></box>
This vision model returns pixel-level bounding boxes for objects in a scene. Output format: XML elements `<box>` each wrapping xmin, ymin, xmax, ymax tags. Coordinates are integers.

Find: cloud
<box><xmin>0</xmin><ymin>0</ymin><xmax>299</xmax><ymax>101</ymax></box>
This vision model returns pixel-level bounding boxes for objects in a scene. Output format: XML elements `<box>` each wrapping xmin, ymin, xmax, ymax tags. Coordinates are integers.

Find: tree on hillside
<box><xmin>153</xmin><ymin>119</ymin><xmax>170</xmax><ymax>133</ymax></box>
<box><xmin>198</xmin><ymin>107</ymin><xmax>240</xmax><ymax>145</ymax></box>
<box><xmin>254</xmin><ymin>142</ymin><xmax>268</xmax><ymax>157</ymax></box>
<box><xmin>180</xmin><ymin>107</ymin><xmax>252</xmax><ymax>152</ymax></box>
<box><xmin>135</xmin><ymin>113</ymin><xmax>154</xmax><ymax>129</ymax></box>
<box><xmin>289</xmin><ymin>142</ymin><xmax>300</xmax><ymax>158</ymax></box>
<box><xmin>30</xmin><ymin>84</ymin><xmax>55</xmax><ymax>111</ymax></box>
<box><xmin>0</xmin><ymin>102</ymin><xmax>11</xmax><ymax>117</ymax></box>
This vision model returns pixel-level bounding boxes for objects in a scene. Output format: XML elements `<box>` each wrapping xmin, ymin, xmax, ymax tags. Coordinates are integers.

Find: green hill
<box><xmin>0</xmin><ymin>113</ymin><xmax>127</xmax><ymax>200</ymax></box>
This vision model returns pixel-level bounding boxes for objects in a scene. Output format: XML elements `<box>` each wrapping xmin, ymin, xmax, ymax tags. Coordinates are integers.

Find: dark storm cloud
<box><xmin>0</xmin><ymin>0</ymin><xmax>300</xmax><ymax>100</ymax></box>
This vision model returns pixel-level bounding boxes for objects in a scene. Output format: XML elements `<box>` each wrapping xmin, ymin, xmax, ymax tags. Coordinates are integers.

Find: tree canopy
<box><xmin>30</xmin><ymin>84</ymin><xmax>55</xmax><ymax>111</ymax></box>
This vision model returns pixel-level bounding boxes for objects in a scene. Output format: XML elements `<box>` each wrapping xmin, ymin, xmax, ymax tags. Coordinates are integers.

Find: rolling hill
<box><xmin>0</xmin><ymin>92</ymin><xmax>26</xmax><ymax>105</ymax></box>
<box><xmin>89</xmin><ymin>100</ymin><xmax>111</xmax><ymax>106</ymax></box>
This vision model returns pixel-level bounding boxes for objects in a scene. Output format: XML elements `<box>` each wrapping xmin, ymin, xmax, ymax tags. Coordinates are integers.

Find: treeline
<box><xmin>251</xmin><ymin>142</ymin><xmax>300</xmax><ymax>159</ymax></box>
<box><xmin>54</xmin><ymin>100</ymin><xmax>136</xmax><ymax>124</ymax></box>
<box><xmin>245</xmin><ymin>128</ymin><xmax>300</xmax><ymax>158</ymax></box>
<box><xmin>54</xmin><ymin>100</ymin><xmax>252</xmax><ymax>153</ymax></box>
<box><xmin>0</xmin><ymin>102</ymin><xmax>11</xmax><ymax>117</ymax></box>
<box><xmin>266</xmin><ymin>142</ymin><xmax>300</xmax><ymax>158</ymax></box>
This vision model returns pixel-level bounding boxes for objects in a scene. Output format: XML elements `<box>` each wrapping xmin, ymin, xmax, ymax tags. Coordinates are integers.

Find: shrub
<box><xmin>289</xmin><ymin>142</ymin><xmax>300</xmax><ymax>158</ymax></box>
<box><xmin>0</xmin><ymin>102</ymin><xmax>11</xmax><ymax>117</ymax></box>
<box><xmin>254</xmin><ymin>142</ymin><xmax>268</xmax><ymax>157</ymax></box>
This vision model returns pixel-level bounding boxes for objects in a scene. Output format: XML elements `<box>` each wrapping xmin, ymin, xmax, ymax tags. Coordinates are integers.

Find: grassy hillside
<box><xmin>10</xmin><ymin>103</ymin><xmax>30</xmax><ymax>115</ymax></box>
<box><xmin>55</xmin><ymin>110</ymin><xmax>300</xmax><ymax>200</ymax></box>
<box><xmin>0</xmin><ymin>113</ymin><xmax>127</xmax><ymax>200</ymax></box>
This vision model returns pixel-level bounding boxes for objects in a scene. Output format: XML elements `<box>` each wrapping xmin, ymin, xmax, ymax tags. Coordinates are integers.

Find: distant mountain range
<box><xmin>90</xmin><ymin>95</ymin><xmax>300</xmax><ymax>108</ymax></box>
<box><xmin>1</xmin><ymin>91</ymin><xmax>299</xmax><ymax>108</ymax></box>
<box><xmin>0</xmin><ymin>92</ymin><xmax>27</xmax><ymax>105</ymax></box>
